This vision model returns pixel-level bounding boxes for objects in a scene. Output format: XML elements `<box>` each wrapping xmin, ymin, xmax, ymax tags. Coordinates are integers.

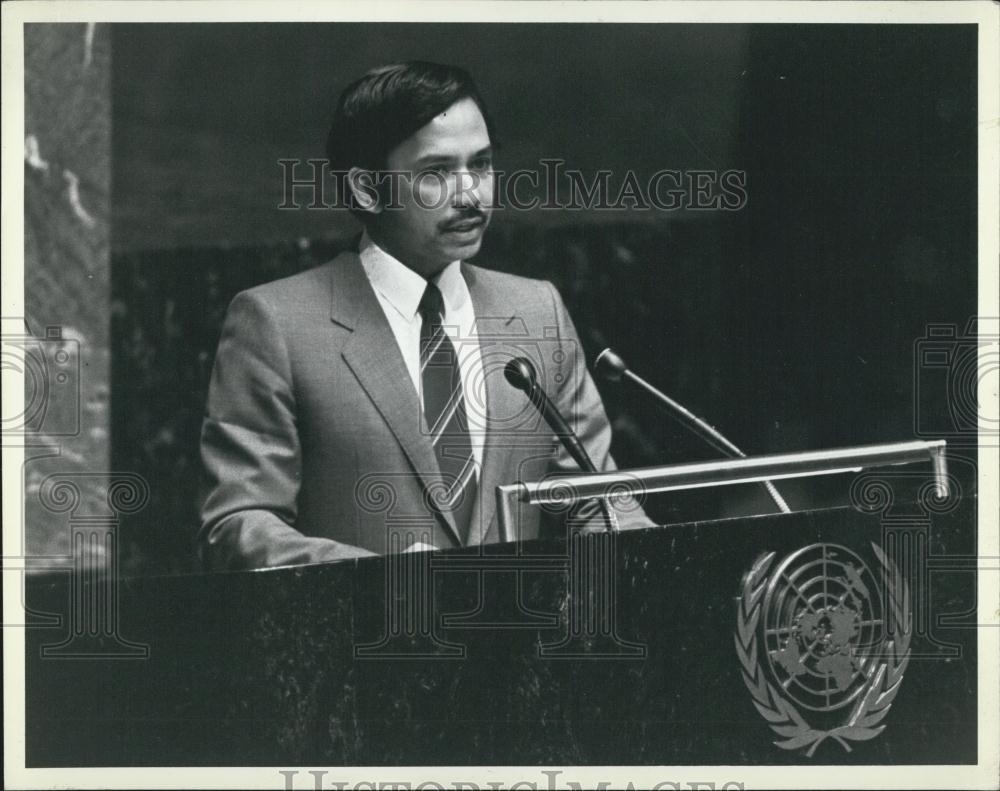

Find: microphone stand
<box><xmin>596</xmin><ymin>349</ymin><xmax>792</xmax><ymax>514</ymax></box>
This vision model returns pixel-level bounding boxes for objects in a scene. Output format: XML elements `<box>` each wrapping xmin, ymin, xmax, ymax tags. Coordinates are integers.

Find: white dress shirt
<box><xmin>359</xmin><ymin>232</ymin><xmax>487</xmax><ymax>472</ymax></box>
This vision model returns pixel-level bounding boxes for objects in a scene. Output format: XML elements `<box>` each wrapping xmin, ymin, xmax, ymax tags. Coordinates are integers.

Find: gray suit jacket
<box><xmin>198</xmin><ymin>252</ymin><xmax>647</xmax><ymax>570</ymax></box>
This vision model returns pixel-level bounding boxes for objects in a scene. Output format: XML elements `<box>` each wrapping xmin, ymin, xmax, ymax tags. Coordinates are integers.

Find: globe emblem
<box><xmin>761</xmin><ymin>544</ymin><xmax>885</xmax><ymax>711</ymax></box>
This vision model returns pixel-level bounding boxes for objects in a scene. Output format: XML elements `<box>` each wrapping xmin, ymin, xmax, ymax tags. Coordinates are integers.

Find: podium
<box><xmin>24</xmin><ymin>441</ymin><xmax>978</xmax><ymax>766</ymax></box>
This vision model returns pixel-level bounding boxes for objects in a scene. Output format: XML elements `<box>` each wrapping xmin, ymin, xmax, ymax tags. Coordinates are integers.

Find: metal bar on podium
<box><xmin>496</xmin><ymin>439</ymin><xmax>948</xmax><ymax>543</ymax></box>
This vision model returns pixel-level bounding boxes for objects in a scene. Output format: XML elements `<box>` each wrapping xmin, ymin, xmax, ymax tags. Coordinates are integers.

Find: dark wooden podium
<box><xmin>24</xmin><ymin>490</ymin><xmax>977</xmax><ymax>767</ymax></box>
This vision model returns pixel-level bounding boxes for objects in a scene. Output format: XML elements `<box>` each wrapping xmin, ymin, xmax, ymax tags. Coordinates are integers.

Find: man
<box><xmin>198</xmin><ymin>61</ymin><xmax>648</xmax><ymax>570</ymax></box>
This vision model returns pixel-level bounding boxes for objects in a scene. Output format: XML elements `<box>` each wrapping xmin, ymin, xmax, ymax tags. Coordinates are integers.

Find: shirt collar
<box><xmin>434</xmin><ymin>258</ymin><xmax>469</xmax><ymax>315</ymax></box>
<box><xmin>359</xmin><ymin>231</ymin><xmax>468</xmax><ymax>322</ymax></box>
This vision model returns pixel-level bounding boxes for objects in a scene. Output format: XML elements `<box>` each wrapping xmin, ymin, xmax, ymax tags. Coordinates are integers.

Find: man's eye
<box><xmin>471</xmin><ymin>158</ymin><xmax>493</xmax><ymax>173</ymax></box>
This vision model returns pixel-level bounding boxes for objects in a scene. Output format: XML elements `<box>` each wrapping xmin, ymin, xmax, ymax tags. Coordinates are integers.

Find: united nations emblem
<box><xmin>735</xmin><ymin>543</ymin><xmax>912</xmax><ymax>756</ymax></box>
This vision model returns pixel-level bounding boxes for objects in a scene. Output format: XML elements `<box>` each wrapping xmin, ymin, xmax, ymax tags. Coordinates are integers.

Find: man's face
<box><xmin>367</xmin><ymin>96</ymin><xmax>494</xmax><ymax>277</ymax></box>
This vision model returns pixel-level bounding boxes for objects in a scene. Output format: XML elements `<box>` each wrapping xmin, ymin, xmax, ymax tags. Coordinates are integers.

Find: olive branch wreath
<box><xmin>734</xmin><ymin>544</ymin><xmax>912</xmax><ymax>757</ymax></box>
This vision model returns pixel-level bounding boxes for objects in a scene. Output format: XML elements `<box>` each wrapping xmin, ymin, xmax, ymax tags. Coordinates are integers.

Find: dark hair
<box><xmin>325</xmin><ymin>61</ymin><xmax>496</xmax><ymax>173</ymax></box>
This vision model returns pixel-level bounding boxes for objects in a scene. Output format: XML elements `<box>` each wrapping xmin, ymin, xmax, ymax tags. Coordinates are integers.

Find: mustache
<box><xmin>439</xmin><ymin>209</ymin><xmax>489</xmax><ymax>231</ymax></box>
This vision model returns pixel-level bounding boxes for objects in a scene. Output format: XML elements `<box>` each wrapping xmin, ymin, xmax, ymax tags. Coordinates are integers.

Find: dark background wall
<box><xmin>108</xmin><ymin>24</ymin><xmax>977</xmax><ymax>575</ymax></box>
<box><xmin>112</xmin><ymin>23</ymin><xmax>754</xmax><ymax>251</ymax></box>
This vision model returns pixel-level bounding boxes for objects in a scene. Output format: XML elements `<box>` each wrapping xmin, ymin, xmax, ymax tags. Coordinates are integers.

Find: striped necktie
<box><xmin>418</xmin><ymin>281</ymin><xmax>476</xmax><ymax>543</ymax></box>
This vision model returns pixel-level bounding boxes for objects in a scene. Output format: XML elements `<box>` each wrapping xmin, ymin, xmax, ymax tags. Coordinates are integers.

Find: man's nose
<box><xmin>452</xmin><ymin>170</ymin><xmax>489</xmax><ymax>209</ymax></box>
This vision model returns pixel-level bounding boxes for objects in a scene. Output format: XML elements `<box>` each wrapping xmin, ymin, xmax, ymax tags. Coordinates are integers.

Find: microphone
<box><xmin>594</xmin><ymin>348</ymin><xmax>792</xmax><ymax>514</ymax></box>
<box><xmin>504</xmin><ymin>357</ymin><xmax>597</xmax><ymax>473</ymax></box>
<box><xmin>503</xmin><ymin>356</ymin><xmax>620</xmax><ymax>532</ymax></box>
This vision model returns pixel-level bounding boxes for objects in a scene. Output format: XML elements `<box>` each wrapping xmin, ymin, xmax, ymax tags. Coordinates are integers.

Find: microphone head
<box><xmin>504</xmin><ymin>357</ymin><xmax>538</xmax><ymax>393</ymax></box>
<box><xmin>594</xmin><ymin>348</ymin><xmax>628</xmax><ymax>382</ymax></box>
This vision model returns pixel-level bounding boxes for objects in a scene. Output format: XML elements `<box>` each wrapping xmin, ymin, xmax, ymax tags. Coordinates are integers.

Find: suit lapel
<box><xmin>331</xmin><ymin>253</ymin><xmax>462</xmax><ymax>546</ymax></box>
<box><xmin>463</xmin><ymin>264</ymin><xmax>523</xmax><ymax>546</ymax></box>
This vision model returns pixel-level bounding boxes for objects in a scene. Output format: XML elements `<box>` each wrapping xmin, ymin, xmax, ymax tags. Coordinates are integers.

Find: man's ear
<box><xmin>346</xmin><ymin>167</ymin><xmax>381</xmax><ymax>216</ymax></box>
